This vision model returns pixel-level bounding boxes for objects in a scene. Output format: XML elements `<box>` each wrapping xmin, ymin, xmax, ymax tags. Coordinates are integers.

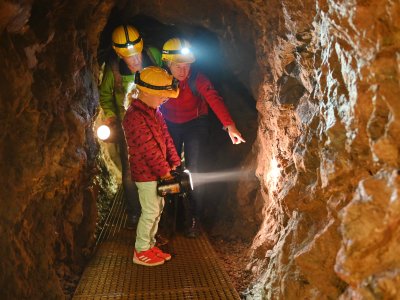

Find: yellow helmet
<box><xmin>112</xmin><ymin>25</ymin><xmax>143</xmax><ymax>57</ymax></box>
<box><xmin>134</xmin><ymin>66</ymin><xmax>179</xmax><ymax>98</ymax></box>
<box><xmin>162</xmin><ymin>38</ymin><xmax>196</xmax><ymax>63</ymax></box>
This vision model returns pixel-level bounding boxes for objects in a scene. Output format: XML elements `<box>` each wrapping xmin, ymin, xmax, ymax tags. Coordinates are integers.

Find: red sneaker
<box><xmin>133</xmin><ymin>248</ymin><xmax>165</xmax><ymax>266</ymax></box>
<box><xmin>152</xmin><ymin>246</ymin><xmax>172</xmax><ymax>261</ymax></box>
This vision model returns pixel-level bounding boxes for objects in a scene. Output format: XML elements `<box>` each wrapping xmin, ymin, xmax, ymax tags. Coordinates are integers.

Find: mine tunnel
<box><xmin>1</xmin><ymin>0</ymin><xmax>399</xmax><ymax>299</ymax></box>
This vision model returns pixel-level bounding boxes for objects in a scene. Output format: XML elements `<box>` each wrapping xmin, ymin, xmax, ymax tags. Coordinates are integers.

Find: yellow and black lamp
<box><xmin>157</xmin><ymin>168</ymin><xmax>193</xmax><ymax>197</ymax></box>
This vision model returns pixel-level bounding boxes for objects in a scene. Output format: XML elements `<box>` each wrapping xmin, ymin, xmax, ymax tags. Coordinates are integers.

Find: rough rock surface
<box><xmin>231</xmin><ymin>0</ymin><xmax>400</xmax><ymax>299</ymax></box>
<box><xmin>0</xmin><ymin>0</ymin><xmax>399</xmax><ymax>299</ymax></box>
<box><xmin>0</xmin><ymin>0</ymin><xmax>114</xmax><ymax>298</ymax></box>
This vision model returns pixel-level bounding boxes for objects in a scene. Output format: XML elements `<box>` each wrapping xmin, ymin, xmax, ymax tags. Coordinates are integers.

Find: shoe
<box><xmin>185</xmin><ymin>218</ymin><xmax>200</xmax><ymax>238</ymax></box>
<box><xmin>133</xmin><ymin>248</ymin><xmax>165</xmax><ymax>266</ymax></box>
<box><xmin>155</xmin><ymin>233</ymin><xmax>169</xmax><ymax>246</ymax></box>
<box><xmin>126</xmin><ymin>214</ymin><xmax>139</xmax><ymax>230</ymax></box>
<box><xmin>152</xmin><ymin>246</ymin><xmax>171</xmax><ymax>261</ymax></box>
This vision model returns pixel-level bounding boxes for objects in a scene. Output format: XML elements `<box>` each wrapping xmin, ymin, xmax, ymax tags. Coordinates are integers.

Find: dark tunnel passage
<box><xmin>1</xmin><ymin>0</ymin><xmax>399</xmax><ymax>299</ymax></box>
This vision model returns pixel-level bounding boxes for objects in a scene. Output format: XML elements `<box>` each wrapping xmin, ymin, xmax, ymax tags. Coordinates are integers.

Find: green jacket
<box><xmin>99</xmin><ymin>46</ymin><xmax>162</xmax><ymax>120</ymax></box>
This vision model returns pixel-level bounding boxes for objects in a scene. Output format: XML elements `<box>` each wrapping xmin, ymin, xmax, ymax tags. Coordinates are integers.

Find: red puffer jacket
<box><xmin>160</xmin><ymin>72</ymin><xmax>234</xmax><ymax>126</ymax></box>
<box><xmin>122</xmin><ymin>99</ymin><xmax>181</xmax><ymax>182</ymax></box>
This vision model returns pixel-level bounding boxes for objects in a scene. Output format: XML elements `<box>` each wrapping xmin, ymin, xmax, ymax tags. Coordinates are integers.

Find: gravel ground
<box><xmin>209</xmin><ymin>236</ymin><xmax>254</xmax><ymax>297</ymax></box>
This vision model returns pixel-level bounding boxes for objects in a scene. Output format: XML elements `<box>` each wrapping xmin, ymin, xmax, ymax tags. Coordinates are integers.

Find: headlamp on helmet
<box><xmin>181</xmin><ymin>47</ymin><xmax>190</xmax><ymax>55</ymax></box>
<box><xmin>112</xmin><ymin>25</ymin><xmax>143</xmax><ymax>57</ymax></box>
<box><xmin>161</xmin><ymin>38</ymin><xmax>196</xmax><ymax>64</ymax></box>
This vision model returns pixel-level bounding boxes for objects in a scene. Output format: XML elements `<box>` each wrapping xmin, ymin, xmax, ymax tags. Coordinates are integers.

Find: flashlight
<box><xmin>97</xmin><ymin>125</ymin><xmax>111</xmax><ymax>140</ymax></box>
<box><xmin>157</xmin><ymin>169</ymin><xmax>193</xmax><ymax>197</ymax></box>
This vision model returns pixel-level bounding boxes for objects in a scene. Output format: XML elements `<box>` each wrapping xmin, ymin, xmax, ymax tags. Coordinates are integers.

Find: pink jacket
<box><xmin>122</xmin><ymin>99</ymin><xmax>181</xmax><ymax>182</ymax></box>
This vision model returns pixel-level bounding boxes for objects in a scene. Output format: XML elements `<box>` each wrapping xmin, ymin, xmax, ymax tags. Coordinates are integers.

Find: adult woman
<box><xmin>160</xmin><ymin>38</ymin><xmax>245</xmax><ymax>237</ymax></box>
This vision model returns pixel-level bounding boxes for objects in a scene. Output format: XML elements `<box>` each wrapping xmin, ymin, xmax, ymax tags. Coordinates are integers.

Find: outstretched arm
<box><xmin>196</xmin><ymin>74</ymin><xmax>246</xmax><ymax>145</ymax></box>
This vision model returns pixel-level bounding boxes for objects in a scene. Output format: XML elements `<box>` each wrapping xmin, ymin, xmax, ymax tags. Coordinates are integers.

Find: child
<box><xmin>122</xmin><ymin>66</ymin><xmax>181</xmax><ymax>266</ymax></box>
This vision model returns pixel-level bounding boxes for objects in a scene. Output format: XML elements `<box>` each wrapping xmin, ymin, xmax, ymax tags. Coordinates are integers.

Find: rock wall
<box><xmin>233</xmin><ymin>0</ymin><xmax>400</xmax><ymax>298</ymax></box>
<box><xmin>0</xmin><ymin>0</ymin><xmax>114</xmax><ymax>298</ymax></box>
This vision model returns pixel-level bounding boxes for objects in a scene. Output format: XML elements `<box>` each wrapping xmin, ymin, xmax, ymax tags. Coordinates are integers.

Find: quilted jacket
<box><xmin>122</xmin><ymin>99</ymin><xmax>181</xmax><ymax>182</ymax></box>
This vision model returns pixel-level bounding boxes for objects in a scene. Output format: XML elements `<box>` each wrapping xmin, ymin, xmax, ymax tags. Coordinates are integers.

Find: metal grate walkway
<box><xmin>73</xmin><ymin>188</ymin><xmax>241</xmax><ymax>300</ymax></box>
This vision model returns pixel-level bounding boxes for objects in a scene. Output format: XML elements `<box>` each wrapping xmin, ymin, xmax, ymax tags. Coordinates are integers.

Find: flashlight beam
<box><xmin>191</xmin><ymin>170</ymin><xmax>255</xmax><ymax>186</ymax></box>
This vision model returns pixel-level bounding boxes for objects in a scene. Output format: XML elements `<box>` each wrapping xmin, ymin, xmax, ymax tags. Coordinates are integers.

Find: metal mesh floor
<box><xmin>73</xmin><ymin>188</ymin><xmax>240</xmax><ymax>300</ymax></box>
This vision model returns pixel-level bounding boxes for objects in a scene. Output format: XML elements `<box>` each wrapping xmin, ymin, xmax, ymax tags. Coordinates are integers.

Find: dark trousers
<box><xmin>166</xmin><ymin>116</ymin><xmax>209</xmax><ymax>223</ymax></box>
<box><xmin>118</xmin><ymin>124</ymin><xmax>141</xmax><ymax>217</ymax></box>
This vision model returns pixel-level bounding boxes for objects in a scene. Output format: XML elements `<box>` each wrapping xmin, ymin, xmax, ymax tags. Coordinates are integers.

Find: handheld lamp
<box><xmin>97</xmin><ymin>125</ymin><xmax>111</xmax><ymax>140</ymax></box>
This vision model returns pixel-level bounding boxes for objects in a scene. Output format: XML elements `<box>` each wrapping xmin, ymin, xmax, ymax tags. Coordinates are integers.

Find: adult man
<box><xmin>99</xmin><ymin>25</ymin><xmax>161</xmax><ymax>229</ymax></box>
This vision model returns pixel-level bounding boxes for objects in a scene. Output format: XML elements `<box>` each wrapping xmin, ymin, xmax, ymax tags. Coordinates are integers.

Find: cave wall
<box><xmin>233</xmin><ymin>0</ymin><xmax>400</xmax><ymax>299</ymax></box>
<box><xmin>0</xmin><ymin>0</ymin><xmax>114</xmax><ymax>298</ymax></box>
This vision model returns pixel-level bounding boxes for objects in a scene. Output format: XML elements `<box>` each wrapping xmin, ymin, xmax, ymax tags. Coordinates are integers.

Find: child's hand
<box><xmin>171</xmin><ymin>165</ymin><xmax>181</xmax><ymax>171</ymax></box>
<box><xmin>160</xmin><ymin>172</ymin><xmax>174</xmax><ymax>180</ymax></box>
